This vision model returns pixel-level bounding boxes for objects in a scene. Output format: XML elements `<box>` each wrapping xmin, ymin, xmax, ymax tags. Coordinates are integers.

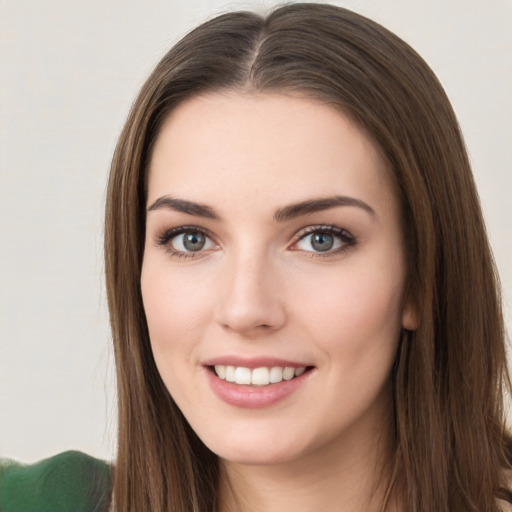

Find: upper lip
<box><xmin>202</xmin><ymin>356</ymin><xmax>312</xmax><ymax>369</ymax></box>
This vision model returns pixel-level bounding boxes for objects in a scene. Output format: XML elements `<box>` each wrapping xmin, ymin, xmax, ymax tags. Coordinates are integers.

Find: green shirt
<box><xmin>0</xmin><ymin>451</ymin><xmax>111</xmax><ymax>512</ymax></box>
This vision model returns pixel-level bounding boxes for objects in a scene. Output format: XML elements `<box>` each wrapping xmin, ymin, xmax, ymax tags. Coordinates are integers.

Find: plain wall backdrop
<box><xmin>1</xmin><ymin>0</ymin><xmax>511</xmax><ymax>463</ymax></box>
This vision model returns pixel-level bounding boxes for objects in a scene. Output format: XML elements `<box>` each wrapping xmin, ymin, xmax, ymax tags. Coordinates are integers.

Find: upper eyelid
<box><xmin>154</xmin><ymin>224</ymin><xmax>353</xmax><ymax>248</ymax></box>
<box><xmin>155</xmin><ymin>225</ymin><xmax>217</xmax><ymax>246</ymax></box>
<box><xmin>292</xmin><ymin>224</ymin><xmax>353</xmax><ymax>240</ymax></box>
<box><xmin>289</xmin><ymin>225</ymin><xmax>355</xmax><ymax>251</ymax></box>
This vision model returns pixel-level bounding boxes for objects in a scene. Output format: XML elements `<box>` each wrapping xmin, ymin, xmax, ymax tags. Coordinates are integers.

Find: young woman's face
<box><xmin>141</xmin><ymin>92</ymin><xmax>416</xmax><ymax>467</ymax></box>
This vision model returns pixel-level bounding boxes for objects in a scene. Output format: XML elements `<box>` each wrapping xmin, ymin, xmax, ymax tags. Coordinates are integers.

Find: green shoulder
<box><xmin>0</xmin><ymin>450</ymin><xmax>111</xmax><ymax>512</ymax></box>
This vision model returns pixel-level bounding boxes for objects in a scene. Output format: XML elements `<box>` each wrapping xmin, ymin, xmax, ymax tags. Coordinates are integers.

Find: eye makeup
<box><xmin>290</xmin><ymin>225</ymin><xmax>357</xmax><ymax>256</ymax></box>
<box><xmin>153</xmin><ymin>223</ymin><xmax>357</xmax><ymax>260</ymax></box>
<box><xmin>155</xmin><ymin>225</ymin><xmax>217</xmax><ymax>259</ymax></box>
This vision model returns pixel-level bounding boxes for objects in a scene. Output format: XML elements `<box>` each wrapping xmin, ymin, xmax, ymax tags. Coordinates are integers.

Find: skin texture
<box><xmin>141</xmin><ymin>92</ymin><xmax>417</xmax><ymax>512</ymax></box>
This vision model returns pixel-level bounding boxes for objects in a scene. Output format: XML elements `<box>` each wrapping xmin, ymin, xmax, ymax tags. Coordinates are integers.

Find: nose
<box><xmin>215</xmin><ymin>251</ymin><xmax>287</xmax><ymax>337</ymax></box>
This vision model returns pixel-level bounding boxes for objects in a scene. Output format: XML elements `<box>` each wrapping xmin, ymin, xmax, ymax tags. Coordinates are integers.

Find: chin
<box><xmin>216</xmin><ymin>446</ymin><xmax>298</xmax><ymax>467</ymax></box>
<box><xmin>199</xmin><ymin>426</ymin><xmax>317</xmax><ymax>468</ymax></box>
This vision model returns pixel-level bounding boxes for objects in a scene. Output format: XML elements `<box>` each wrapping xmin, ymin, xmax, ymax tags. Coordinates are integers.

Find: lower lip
<box><xmin>205</xmin><ymin>367</ymin><xmax>312</xmax><ymax>409</ymax></box>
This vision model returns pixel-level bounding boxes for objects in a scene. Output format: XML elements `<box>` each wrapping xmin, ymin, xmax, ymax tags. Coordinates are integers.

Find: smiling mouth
<box><xmin>211</xmin><ymin>365</ymin><xmax>312</xmax><ymax>386</ymax></box>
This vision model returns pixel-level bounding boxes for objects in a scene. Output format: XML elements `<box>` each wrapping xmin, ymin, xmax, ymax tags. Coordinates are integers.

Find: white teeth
<box><xmin>269</xmin><ymin>366</ymin><xmax>283</xmax><ymax>383</ymax></box>
<box><xmin>214</xmin><ymin>365</ymin><xmax>226</xmax><ymax>379</ymax></box>
<box><xmin>294</xmin><ymin>367</ymin><xmax>305</xmax><ymax>377</ymax></box>
<box><xmin>251</xmin><ymin>367</ymin><xmax>270</xmax><ymax>386</ymax></box>
<box><xmin>213</xmin><ymin>365</ymin><xmax>307</xmax><ymax>386</ymax></box>
<box><xmin>283</xmin><ymin>367</ymin><xmax>295</xmax><ymax>380</ymax></box>
<box><xmin>225</xmin><ymin>365</ymin><xmax>236</xmax><ymax>382</ymax></box>
<box><xmin>235</xmin><ymin>367</ymin><xmax>252</xmax><ymax>385</ymax></box>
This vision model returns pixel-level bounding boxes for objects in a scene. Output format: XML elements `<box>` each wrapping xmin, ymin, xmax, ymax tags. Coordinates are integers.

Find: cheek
<box><xmin>140</xmin><ymin>258</ymin><xmax>213</xmax><ymax>376</ymax></box>
<box><xmin>295</xmin><ymin>261</ymin><xmax>405</xmax><ymax>362</ymax></box>
<box><xmin>299</xmin><ymin>266</ymin><xmax>404</xmax><ymax>420</ymax></box>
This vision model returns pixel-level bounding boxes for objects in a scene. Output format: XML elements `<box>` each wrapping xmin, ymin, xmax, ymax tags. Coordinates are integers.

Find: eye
<box><xmin>157</xmin><ymin>227</ymin><xmax>217</xmax><ymax>257</ymax></box>
<box><xmin>293</xmin><ymin>226</ymin><xmax>355</xmax><ymax>254</ymax></box>
<box><xmin>172</xmin><ymin>231</ymin><xmax>214</xmax><ymax>252</ymax></box>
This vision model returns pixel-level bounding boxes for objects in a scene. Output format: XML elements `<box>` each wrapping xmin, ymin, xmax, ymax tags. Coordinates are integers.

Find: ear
<box><xmin>402</xmin><ymin>300</ymin><xmax>420</xmax><ymax>331</ymax></box>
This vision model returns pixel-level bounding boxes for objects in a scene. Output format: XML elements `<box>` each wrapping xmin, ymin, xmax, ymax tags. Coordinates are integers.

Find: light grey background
<box><xmin>1</xmin><ymin>0</ymin><xmax>511</xmax><ymax>463</ymax></box>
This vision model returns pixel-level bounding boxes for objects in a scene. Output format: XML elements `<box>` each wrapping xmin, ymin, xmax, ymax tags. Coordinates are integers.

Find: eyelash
<box><xmin>291</xmin><ymin>225</ymin><xmax>356</xmax><ymax>257</ymax></box>
<box><xmin>155</xmin><ymin>225</ymin><xmax>356</xmax><ymax>259</ymax></box>
<box><xmin>156</xmin><ymin>226</ymin><xmax>215</xmax><ymax>259</ymax></box>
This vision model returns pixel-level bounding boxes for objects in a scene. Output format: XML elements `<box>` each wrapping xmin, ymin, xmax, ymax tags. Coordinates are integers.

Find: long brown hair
<box><xmin>105</xmin><ymin>3</ymin><xmax>512</xmax><ymax>511</ymax></box>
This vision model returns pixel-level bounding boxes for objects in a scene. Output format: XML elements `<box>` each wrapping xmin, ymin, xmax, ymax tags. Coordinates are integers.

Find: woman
<box><xmin>1</xmin><ymin>3</ymin><xmax>510</xmax><ymax>511</ymax></box>
<box><xmin>105</xmin><ymin>3</ymin><xmax>512</xmax><ymax>511</ymax></box>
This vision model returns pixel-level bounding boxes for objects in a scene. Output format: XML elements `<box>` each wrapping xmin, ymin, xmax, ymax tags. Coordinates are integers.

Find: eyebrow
<box><xmin>273</xmin><ymin>195</ymin><xmax>376</xmax><ymax>221</ymax></box>
<box><xmin>147</xmin><ymin>195</ymin><xmax>376</xmax><ymax>221</ymax></box>
<box><xmin>147</xmin><ymin>196</ymin><xmax>220</xmax><ymax>220</ymax></box>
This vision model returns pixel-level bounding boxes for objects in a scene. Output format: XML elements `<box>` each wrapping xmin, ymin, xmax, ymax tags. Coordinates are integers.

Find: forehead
<box><xmin>147</xmin><ymin>92</ymin><xmax>396</xmax><ymax>216</ymax></box>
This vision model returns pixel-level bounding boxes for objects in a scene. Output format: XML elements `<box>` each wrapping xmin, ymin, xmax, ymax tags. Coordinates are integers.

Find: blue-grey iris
<box><xmin>311</xmin><ymin>233</ymin><xmax>334</xmax><ymax>252</ymax></box>
<box><xmin>183</xmin><ymin>232</ymin><xmax>206</xmax><ymax>251</ymax></box>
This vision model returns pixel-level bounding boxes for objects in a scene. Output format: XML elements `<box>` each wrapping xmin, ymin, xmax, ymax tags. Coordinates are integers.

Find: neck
<box><xmin>217</xmin><ymin>414</ymin><xmax>398</xmax><ymax>512</ymax></box>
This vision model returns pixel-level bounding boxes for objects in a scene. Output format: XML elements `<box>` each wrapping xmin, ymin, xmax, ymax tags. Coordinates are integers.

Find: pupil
<box><xmin>183</xmin><ymin>232</ymin><xmax>205</xmax><ymax>251</ymax></box>
<box><xmin>312</xmin><ymin>233</ymin><xmax>333</xmax><ymax>252</ymax></box>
